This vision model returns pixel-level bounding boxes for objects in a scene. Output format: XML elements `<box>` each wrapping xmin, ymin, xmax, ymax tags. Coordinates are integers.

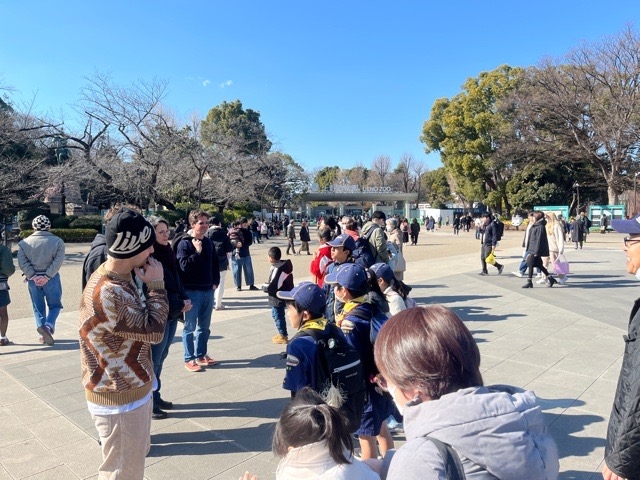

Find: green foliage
<box><xmin>51</xmin><ymin>215</ymin><xmax>78</xmax><ymax>228</ymax></box>
<box><xmin>70</xmin><ymin>215</ymin><xmax>103</xmax><ymax>230</ymax></box>
<box><xmin>315</xmin><ymin>166</ymin><xmax>341</xmax><ymax>190</ymax></box>
<box><xmin>422</xmin><ymin>167</ymin><xmax>452</xmax><ymax>206</ymax></box>
<box><xmin>20</xmin><ymin>228</ymin><xmax>99</xmax><ymax>242</ymax></box>
<box><xmin>155</xmin><ymin>209</ymin><xmax>187</xmax><ymax>226</ymax></box>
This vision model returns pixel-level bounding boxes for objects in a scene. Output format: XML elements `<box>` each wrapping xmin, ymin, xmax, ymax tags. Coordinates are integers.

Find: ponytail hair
<box><xmin>391</xmin><ymin>278</ymin><xmax>412</xmax><ymax>300</ymax></box>
<box><xmin>272</xmin><ymin>387</ymin><xmax>353</xmax><ymax>465</ymax></box>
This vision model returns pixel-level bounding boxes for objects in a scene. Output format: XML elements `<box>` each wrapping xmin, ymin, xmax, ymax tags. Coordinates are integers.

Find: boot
<box><xmin>522</xmin><ymin>280</ymin><xmax>533</xmax><ymax>288</ymax></box>
<box><xmin>548</xmin><ymin>276</ymin><xmax>557</xmax><ymax>287</ymax></box>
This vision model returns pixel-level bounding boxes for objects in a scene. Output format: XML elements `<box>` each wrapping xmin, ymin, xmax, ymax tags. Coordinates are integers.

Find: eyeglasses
<box><xmin>624</xmin><ymin>236</ymin><xmax>640</xmax><ymax>247</ymax></box>
<box><xmin>156</xmin><ymin>230</ymin><xmax>170</xmax><ymax>236</ymax></box>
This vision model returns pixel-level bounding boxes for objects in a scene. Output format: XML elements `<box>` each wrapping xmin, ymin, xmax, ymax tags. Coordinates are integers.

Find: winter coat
<box><xmin>570</xmin><ymin>219</ymin><xmax>585</xmax><ymax>242</ymax></box>
<box><xmin>266</xmin><ymin>259</ymin><xmax>294</xmax><ymax>307</ymax></box>
<box><xmin>526</xmin><ymin>219</ymin><xmax>550</xmax><ymax>257</ymax></box>
<box><xmin>310</xmin><ymin>244</ymin><xmax>332</xmax><ymax>288</ymax></box>
<box><xmin>547</xmin><ymin>223</ymin><xmax>565</xmax><ymax>254</ymax></box>
<box><xmin>604</xmin><ymin>297</ymin><xmax>640</xmax><ymax>478</ymax></box>
<box><xmin>299</xmin><ymin>225</ymin><xmax>311</xmax><ymax>242</ymax></box>
<box><xmin>206</xmin><ymin>226</ymin><xmax>234</xmax><ymax>271</ymax></box>
<box><xmin>361</xmin><ymin>221</ymin><xmax>389</xmax><ymax>263</ymax></box>
<box><xmin>18</xmin><ymin>230</ymin><xmax>65</xmax><ymax>279</ymax></box>
<box><xmin>383</xmin><ymin>385</ymin><xmax>559</xmax><ymax>480</ymax></box>
<box><xmin>276</xmin><ymin>440</ymin><xmax>380</xmax><ymax>480</ymax></box>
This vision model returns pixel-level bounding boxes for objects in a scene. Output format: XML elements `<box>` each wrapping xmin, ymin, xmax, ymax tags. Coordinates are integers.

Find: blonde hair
<box><xmin>545</xmin><ymin>212</ymin><xmax>558</xmax><ymax>235</ymax></box>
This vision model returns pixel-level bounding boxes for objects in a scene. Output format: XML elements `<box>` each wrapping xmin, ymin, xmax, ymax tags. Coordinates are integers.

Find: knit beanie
<box><xmin>32</xmin><ymin>215</ymin><xmax>51</xmax><ymax>231</ymax></box>
<box><xmin>105</xmin><ymin>208</ymin><xmax>155</xmax><ymax>259</ymax></box>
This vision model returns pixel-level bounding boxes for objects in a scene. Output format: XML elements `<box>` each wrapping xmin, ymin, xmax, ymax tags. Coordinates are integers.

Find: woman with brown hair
<box><xmin>523</xmin><ymin>211</ymin><xmax>557</xmax><ymax>288</ymax></box>
<box><xmin>373</xmin><ymin>306</ymin><xmax>558</xmax><ymax>479</ymax></box>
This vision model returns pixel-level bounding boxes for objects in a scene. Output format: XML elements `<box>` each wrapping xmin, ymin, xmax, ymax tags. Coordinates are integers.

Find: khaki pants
<box><xmin>91</xmin><ymin>398</ymin><xmax>152</xmax><ymax>480</ymax></box>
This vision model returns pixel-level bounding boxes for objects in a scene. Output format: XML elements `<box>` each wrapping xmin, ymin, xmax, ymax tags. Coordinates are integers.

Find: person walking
<box><xmin>409</xmin><ymin>218</ymin><xmax>420</xmax><ymax>246</ymax></box>
<box><xmin>478</xmin><ymin>213</ymin><xmax>504</xmax><ymax>276</ymax></box>
<box><xmin>17</xmin><ymin>215</ymin><xmax>65</xmax><ymax>346</ymax></box>
<box><xmin>571</xmin><ymin>215</ymin><xmax>585</xmax><ymax>250</ymax></box>
<box><xmin>299</xmin><ymin>220</ymin><xmax>311</xmax><ymax>255</ymax></box>
<box><xmin>543</xmin><ymin>212</ymin><xmax>567</xmax><ymax>285</ymax></box>
<box><xmin>522</xmin><ymin>211</ymin><xmax>556</xmax><ymax>288</ymax></box>
<box><xmin>286</xmin><ymin>220</ymin><xmax>297</xmax><ymax>255</ymax></box>
<box><xmin>79</xmin><ymin>207</ymin><xmax>168</xmax><ymax>480</ymax></box>
<box><xmin>601</xmin><ymin>214</ymin><xmax>640</xmax><ymax>480</ymax></box>
<box><xmin>0</xmin><ymin>242</ymin><xmax>15</xmax><ymax>346</ymax></box>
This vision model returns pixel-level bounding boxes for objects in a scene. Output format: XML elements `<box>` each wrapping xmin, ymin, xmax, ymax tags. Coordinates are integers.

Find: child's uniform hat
<box><xmin>370</xmin><ymin>262</ymin><xmax>394</xmax><ymax>283</ymax></box>
<box><xmin>277</xmin><ymin>281</ymin><xmax>326</xmax><ymax>314</ymax></box>
<box><xmin>326</xmin><ymin>233</ymin><xmax>357</xmax><ymax>252</ymax></box>
<box><xmin>105</xmin><ymin>207</ymin><xmax>155</xmax><ymax>259</ymax></box>
<box><xmin>324</xmin><ymin>263</ymin><xmax>368</xmax><ymax>290</ymax></box>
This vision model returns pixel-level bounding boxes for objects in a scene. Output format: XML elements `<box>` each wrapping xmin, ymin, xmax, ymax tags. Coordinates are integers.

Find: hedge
<box><xmin>19</xmin><ymin>228</ymin><xmax>99</xmax><ymax>242</ymax></box>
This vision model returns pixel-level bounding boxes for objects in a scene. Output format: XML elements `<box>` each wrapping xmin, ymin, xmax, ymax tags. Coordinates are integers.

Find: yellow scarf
<box><xmin>336</xmin><ymin>295</ymin><xmax>366</xmax><ymax>327</ymax></box>
<box><xmin>299</xmin><ymin>317</ymin><xmax>328</xmax><ymax>331</ymax></box>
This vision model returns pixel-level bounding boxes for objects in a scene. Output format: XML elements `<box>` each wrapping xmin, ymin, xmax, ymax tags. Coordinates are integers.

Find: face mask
<box><xmin>388</xmin><ymin>384</ymin><xmax>406</xmax><ymax>415</ymax></box>
<box><xmin>635</xmin><ymin>269</ymin><xmax>640</xmax><ymax>282</ymax></box>
<box><xmin>386</xmin><ymin>226</ymin><xmax>393</xmax><ymax>232</ymax></box>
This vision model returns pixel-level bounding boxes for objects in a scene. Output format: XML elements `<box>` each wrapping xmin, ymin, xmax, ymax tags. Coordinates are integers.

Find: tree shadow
<box><xmin>418</xmin><ymin>295</ymin><xmax>502</xmax><ymax>305</ymax></box>
<box><xmin>544</xmin><ymin>405</ymin><xmax>606</xmax><ymax>460</ymax></box>
<box><xmin>0</xmin><ymin>339</ymin><xmax>79</xmax><ymax>354</ymax></box>
<box><xmin>452</xmin><ymin>305</ymin><xmax>526</xmax><ymax>323</ymax></box>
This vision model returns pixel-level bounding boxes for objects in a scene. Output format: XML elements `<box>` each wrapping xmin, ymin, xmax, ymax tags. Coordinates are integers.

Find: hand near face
<box><xmin>134</xmin><ymin>257</ymin><xmax>164</xmax><ymax>283</ymax></box>
<box><xmin>192</xmin><ymin>238</ymin><xmax>202</xmax><ymax>253</ymax></box>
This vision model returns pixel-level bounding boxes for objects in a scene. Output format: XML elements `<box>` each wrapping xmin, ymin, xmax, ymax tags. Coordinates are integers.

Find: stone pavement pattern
<box><xmin>0</xmin><ymin>228</ymin><xmax>631</xmax><ymax>479</ymax></box>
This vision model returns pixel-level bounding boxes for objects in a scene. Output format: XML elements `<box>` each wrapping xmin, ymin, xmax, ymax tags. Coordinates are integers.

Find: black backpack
<box><xmin>353</xmin><ymin>227</ymin><xmax>378</xmax><ymax>268</ymax></box>
<box><xmin>171</xmin><ymin>232</ymin><xmax>191</xmax><ymax>255</ymax></box>
<box><xmin>298</xmin><ymin>324</ymin><xmax>366</xmax><ymax>433</ymax></box>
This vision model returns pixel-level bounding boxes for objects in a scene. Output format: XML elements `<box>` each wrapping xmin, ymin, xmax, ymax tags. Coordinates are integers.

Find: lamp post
<box><xmin>573</xmin><ymin>182</ymin><xmax>580</xmax><ymax>215</ymax></box>
<box><xmin>635</xmin><ymin>173</ymin><xmax>639</xmax><ymax>216</ymax></box>
<box><xmin>260</xmin><ymin>178</ymin><xmax>276</xmax><ymax>219</ymax></box>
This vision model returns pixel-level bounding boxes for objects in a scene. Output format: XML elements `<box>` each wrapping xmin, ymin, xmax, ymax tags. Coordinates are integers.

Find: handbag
<box><xmin>553</xmin><ymin>254</ymin><xmax>570</xmax><ymax>275</ymax></box>
<box><xmin>485</xmin><ymin>252</ymin><xmax>496</xmax><ymax>265</ymax></box>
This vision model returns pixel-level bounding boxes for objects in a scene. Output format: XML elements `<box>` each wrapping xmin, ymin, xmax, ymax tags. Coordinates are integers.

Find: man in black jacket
<box><xmin>479</xmin><ymin>213</ymin><xmax>504</xmax><ymax>276</ymax></box>
<box><xmin>603</xmin><ymin>215</ymin><xmax>640</xmax><ymax>480</ymax></box>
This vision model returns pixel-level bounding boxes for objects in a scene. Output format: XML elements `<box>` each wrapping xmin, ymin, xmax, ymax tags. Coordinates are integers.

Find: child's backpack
<box><xmin>298</xmin><ymin>325</ymin><xmax>366</xmax><ymax>433</ymax></box>
<box><xmin>347</xmin><ymin>302</ymin><xmax>390</xmax><ymax>346</ymax></box>
<box><xmin>171</xmin><ymin>232</ymin><xmax>191</xmax><ymax>255</ymax></box>
<box><xmin>352</xmin><ymin>227</ymin><xmax>378</xmax><ymax>268</ymax></box>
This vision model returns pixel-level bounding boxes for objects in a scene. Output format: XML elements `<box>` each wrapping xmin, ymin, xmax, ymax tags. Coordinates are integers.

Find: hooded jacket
<box><xmin>384</xmin><ymin>385</ymin><xmax>559</xmax><ymax>480</ymax></box>
<box><xmin>276</xmin><ymin>440</ymin><xmax>380</xmax><ymax>480</ymax></box>
<box><xmin>526</xmin><ymin>218</ymin><xmax>550</xmax><ymax>257</ymax></box>
<box><xmin>361</xmin><ymin>221</ymin><xmax>389</xmax><ymax>263</ymax></box>
<box><xmin>266</xmin><ymin>259</ymin><xmax>294</xmax><ymax>307</ymax></box>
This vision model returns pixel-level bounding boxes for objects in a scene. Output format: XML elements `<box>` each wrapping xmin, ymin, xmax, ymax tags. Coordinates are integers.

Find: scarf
<box><xmin>152</xmin><ymin>242</ymin><xmax>178</xmax><ymax>274</ymax></box>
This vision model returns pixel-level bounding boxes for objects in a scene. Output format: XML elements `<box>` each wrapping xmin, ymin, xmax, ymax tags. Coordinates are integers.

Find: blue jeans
<box><xmin>152</xmin><ymin>318</ymin><xmax>179</xmax><ymax>399</ymax></box>
<box><xmin>231</xmin><ymin>256</ymin><xmax>255</xmax><ymax>287</ymax></box>
<box><xmin>28</xmin><ymin>273</ymin><xmax>63</xmax><ymax>331</ymax></box>
<box><xmin>271</xmin><ymin>305</ymin><xmax>287</xmax><ymax>337</ymax></box>
<box><xmin>182</xmin><ymin>289</ymin><xmax>214</xmax><ymax>362</ymax></box>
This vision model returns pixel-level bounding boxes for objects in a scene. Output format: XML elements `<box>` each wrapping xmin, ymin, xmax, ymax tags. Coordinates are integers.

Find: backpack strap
<box><xmin>362</xmin><ymin>225</ymin><xmax>381</xmax><ymax>260</ymax></box>
<box><xmin>423</xmin><ymin>436</ymin><xmax>466</xmax><ymax>480</ymax></box>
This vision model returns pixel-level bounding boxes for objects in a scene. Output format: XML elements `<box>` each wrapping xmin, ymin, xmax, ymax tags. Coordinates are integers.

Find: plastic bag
<box><xmin>485</xmin><ymin>252</ymin><xmax>496</xmax><ymax>265</ymax></box>
<box><xmin>553</xmin><ymin>254</ymin><xmax>570</xmax><ymax>275</ymax></box>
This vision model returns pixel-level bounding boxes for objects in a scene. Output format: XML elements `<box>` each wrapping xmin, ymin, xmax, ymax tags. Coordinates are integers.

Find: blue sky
<box><xmin>1</xmin><ymin>1</ymin><xmax>639</xmax><ymax>173</ymax></box>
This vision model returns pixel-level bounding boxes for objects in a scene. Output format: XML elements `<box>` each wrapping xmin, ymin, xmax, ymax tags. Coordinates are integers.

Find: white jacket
<box><xmin>276</xmin><ymin>441</ymin><xmax>380</xmax><ymax>480</ymax></box>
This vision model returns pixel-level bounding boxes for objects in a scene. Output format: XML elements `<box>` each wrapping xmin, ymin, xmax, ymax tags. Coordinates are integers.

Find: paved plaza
<box><xmin>0</xmin><ymin>228</ymin><xmax>632</xmax><ymax>479</ymax></box>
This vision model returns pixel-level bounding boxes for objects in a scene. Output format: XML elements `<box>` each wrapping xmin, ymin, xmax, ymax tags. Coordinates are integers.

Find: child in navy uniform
<box><xmin>262</xmin><ymin>247</ymin><xmax>294</xmax><ymax>344</ymax></box>
<box><xmin>325</xmin><ymin>263</ymin><xmax>395</xmax><ymax>461</ymax></box>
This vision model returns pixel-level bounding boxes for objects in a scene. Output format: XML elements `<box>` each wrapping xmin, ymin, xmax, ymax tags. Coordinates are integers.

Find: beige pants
<box><xmin>91</xmin><ymin>398</ymin><xmax>152</xmax><ymax>480</ymax></box>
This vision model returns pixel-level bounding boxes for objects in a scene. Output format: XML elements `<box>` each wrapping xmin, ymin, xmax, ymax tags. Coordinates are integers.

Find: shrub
<box><xmin>155</xmin><ymin>209</ymin><xmax>187</xmax><ymax>226</ymax></box>
<box><xmin>51</xmin><ymin>215</ymin><xmax>78</xmax><ymax>229</ymax></box>
<box><xmin>19</xmin><ymin>228</ymin><xmax>99</xmax><ymax>242</ymax></box>
<box><xmin>70</xmin><ymin>215</ymin><xmax>103</xmax><ymax>231</ymax></box>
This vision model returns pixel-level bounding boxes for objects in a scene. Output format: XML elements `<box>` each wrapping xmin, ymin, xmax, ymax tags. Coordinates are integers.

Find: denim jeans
<box><xmin>152</xmin><ymin>318</ymin><xmax>179</xmax><ymax>399</ymax></box>
<box><xmin>182</xmin><ymin>289</ymin><xmax>214</xmax><ymax>362</ymax></box>
<box><xmin>271</xmin><ymin>305</ymin><xmax>287</xmax><ymax>337</ymax></box>
<box><xmin>231</xmin><ymin>255</ymin><xmax>255</xmax><ymax>287</ymax></box>
<box><xmin>27</xmin><ymin>273</ymin><xmax>63</xmax><ymax>331</ymax></box>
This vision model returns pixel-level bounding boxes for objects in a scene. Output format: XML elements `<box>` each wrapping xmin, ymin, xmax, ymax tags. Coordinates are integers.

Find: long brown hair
<box><xmin>374</xmin><ymin>306</ymin><xmax>483</xmax><ymax>400</ymax></box>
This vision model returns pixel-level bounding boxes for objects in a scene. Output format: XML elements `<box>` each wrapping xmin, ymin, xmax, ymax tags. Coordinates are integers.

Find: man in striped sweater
<box><xmin>79</xmin><ymin>208</ymin><xmax>168</xmax><ymax>480</ymax></box>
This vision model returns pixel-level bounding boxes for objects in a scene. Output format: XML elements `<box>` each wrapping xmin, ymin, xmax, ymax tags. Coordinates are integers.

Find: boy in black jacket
<box><xmin>262</xmin><ymin>247</ymin><xmax>294</xmax><ymax>344</ymax></box>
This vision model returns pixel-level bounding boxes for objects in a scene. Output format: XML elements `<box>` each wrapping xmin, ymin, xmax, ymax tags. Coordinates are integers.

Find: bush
<box><xmin>70</xmin><ymin>215</ymin><xmax>103</xmax><ymax>231</ymax></box>
<box><xmin>155</xmin><ymin>209</ymin><xmax>187</xmax><ymax>226</ymax></box>
<box><xmin>51</xmin><ymin>215</ymin><xmax>78</xmax><ymax>229</ymax></box>
<box><xmin>19</xmin><ymin>228</ymin><xmax>99</xmax><ymax>242</ymax></box>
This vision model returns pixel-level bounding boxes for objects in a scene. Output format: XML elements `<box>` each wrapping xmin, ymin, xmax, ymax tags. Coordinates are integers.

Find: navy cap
<box><xmin>276</xmin><ymin>282</ymin><xmax>326</xmax><ymax>314</ymax></box>
<box><xmin>370</xmin><ymin>262</ymin><xmax>394</xmax><ymax>283</ymax></box>
<box><xmin>324</xmin><ymin>263</ymin><xmax>368</xmax><ymax>290</ymax></box>
<box><xmin>611</xmin><ymin>214</ymin><xmax>640</xmax><ymax>234</ymax></box>
<box><xmin>326</xmin><ymin>233</ymin><xmax>357</xmax><ymax>252</ymax></box>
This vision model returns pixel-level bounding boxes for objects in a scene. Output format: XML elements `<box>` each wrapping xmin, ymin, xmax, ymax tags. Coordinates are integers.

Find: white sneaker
<box><xmin>558</xmin><ymin>277</ymin><xmax>567</xmax><ymax>285</ymax></box>
<box><xmin>512</xmin><ymin>271</ymin><xmax>524</xmax><ymax>278</ymax></box>
<box><xmin>536</xmin><ymin>278</ymin><xmax>548</xmax><ymax>285</ymax></box>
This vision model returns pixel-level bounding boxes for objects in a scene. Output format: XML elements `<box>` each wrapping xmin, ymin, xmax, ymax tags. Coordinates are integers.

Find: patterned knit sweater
<box><xmin>79</xmin><ymin>264</ymin><xmax>168</xmax><ymax>406</ymax></box>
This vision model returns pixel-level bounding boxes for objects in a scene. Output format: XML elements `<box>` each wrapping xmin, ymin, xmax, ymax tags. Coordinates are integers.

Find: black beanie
<box><xmin>106</xmin><ymin>208</ymin><xmax>155</xmax><ymax>259</ymax></box>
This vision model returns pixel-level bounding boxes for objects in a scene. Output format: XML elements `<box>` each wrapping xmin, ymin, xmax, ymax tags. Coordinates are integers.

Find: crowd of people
<box><xmin>4</xmin><ymin>205</ymin><xmax>639</xmax><ymax>480</ymax></box>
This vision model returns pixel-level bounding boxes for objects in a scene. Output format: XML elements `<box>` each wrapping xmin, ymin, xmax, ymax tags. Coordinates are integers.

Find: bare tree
<box><xmin>371</xmin><ymin>155</ymin><xmax>392</xmax><ymax>187</ymax></box>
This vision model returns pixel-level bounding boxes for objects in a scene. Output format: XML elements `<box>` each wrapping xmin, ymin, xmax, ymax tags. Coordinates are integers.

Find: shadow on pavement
<box><xmin>420</xmin><ymin>295</ymin><xmax>502</xmax><ymax>305</ymax></box>
<box><xmin>452</xmin><ymin>306</ymin><xmax>526</xmax><ymax>323</ymax></box>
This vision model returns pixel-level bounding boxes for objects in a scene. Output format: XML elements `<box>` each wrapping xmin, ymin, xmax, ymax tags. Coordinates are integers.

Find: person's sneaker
<box><xmin>236</xmin><ymin>287</ymin><xmax>242</xmax><ymax>291</ymax></box>
<box><xmin>37</xmin><ymin>325</ymin><xmax>54</xmax><ymax>346</ymax></box>
<box><xmin>196</xmin><ymin>355</ymin><xmax>217</xmax><ymax>367</ymax></box>
<box><xmin>184</xmin><ymin>360</ymin><xmax>204</xmax><ymax>372</ymax></box>
<box><xmin>536</xmin><ymin>278</ymin><xmax>548</xmax><ymax>285</ymax></box>
<box><xmin>512</xmin><ymin>271</ymin><xmax>524</xmax><ymax>278</ymax></box>
<box><xmin>272</xmin><ymin>334</ymin><xmax>289</xmax><ymax>344</ymax></box>
<box><xmin>479</xmin><ymin>271</ymin><xmax>488</xmax><ymax>276</ymax></box>
<box><xmin>497</xmin><ymin>265</ymin><xmax>504</xmax><ymax>275</ymax></box>
<box><xmin>558</xmin><ymin>277</ymin><xmax>567</xmax><ymax>285</ymax></box>
<box><xmin>152</xmin><ymin>407</ymin><xmax>168</xmax><ymax>420</ymax></box>
<box><xmin>248</xmin><ymin>285</ymin><xmax>260</xmax><ymax>291</ymax></box>
<box><xmin>156</xmin><ymin>397</ymin><xmax>173</xmax><ymax>410</ymax></box>
<box><xmin>0</xmin><ymin>337</ymin><xmax>9</xmax><ymax>346</ymax></box>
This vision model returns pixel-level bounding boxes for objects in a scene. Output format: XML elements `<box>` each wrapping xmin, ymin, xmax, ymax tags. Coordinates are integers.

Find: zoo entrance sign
<box><xmin>317</xmin><ymin>185</ymin><xmax>395</xmax><ymax>194</ymax></box>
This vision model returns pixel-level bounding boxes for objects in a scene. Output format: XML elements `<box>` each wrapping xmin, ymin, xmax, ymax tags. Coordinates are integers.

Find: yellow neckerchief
<box><xmin>299</xmin><ymin>317</ymin><xmax>328</xmax><ymax>331</ymax></box>
<box><xmin>336</xmin><ymin>295</ymin><xmax>367</xmax><ymax>326</ymax></box>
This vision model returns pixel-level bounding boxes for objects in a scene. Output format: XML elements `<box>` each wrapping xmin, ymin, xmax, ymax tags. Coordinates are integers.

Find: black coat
<box><xmin>605</xmin><ymin>297</ymin><xmax>640</xmax><ymax>478</ymax></box>
<box><xmin>526</xmin><ymin>219</ymin><xmax>549</xmax><ymax>257</ymax></box>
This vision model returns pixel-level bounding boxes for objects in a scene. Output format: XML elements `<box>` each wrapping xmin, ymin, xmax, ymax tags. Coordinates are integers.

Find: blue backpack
<box><xmin>352</xmin><ymin>227</ymin><xmax>379</xmax><ymax>268</ymax></box>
